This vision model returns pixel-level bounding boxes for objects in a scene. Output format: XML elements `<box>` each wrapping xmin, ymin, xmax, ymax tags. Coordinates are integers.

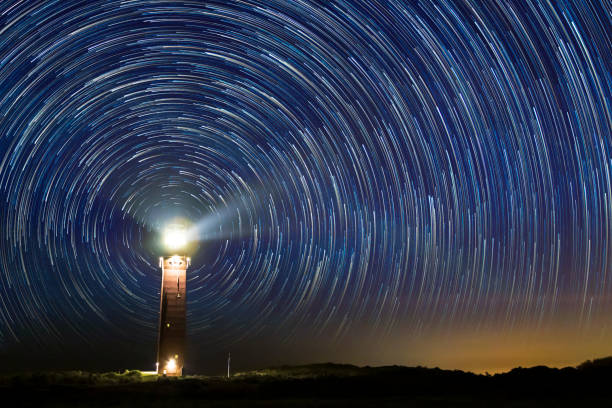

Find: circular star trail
<box><xmin>0</xmin><ymin>0</ymin><xmax>610</xmax><ymax>368</ymax></box>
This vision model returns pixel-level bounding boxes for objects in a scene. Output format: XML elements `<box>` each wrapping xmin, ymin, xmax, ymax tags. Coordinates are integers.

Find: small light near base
<box><xmin>166</xmin><ymin>358</ymin><xmax>177</xmax><ymax>372</ymax></box>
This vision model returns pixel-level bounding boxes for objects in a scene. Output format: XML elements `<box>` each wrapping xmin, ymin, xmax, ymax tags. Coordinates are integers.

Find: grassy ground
<box><xmin>3</xmin><ymin>361</ymin><xmax>612</xmax><ymax>407</ymax></box>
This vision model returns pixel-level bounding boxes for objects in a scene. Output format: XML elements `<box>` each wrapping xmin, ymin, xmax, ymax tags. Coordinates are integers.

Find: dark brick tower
<box><xmin>157</xmin><ymin>255</ymin><xmax>189</xmax><ymax>376</ymax></box>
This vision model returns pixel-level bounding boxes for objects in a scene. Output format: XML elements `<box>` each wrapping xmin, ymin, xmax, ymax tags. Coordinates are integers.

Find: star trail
<box><xmin>0</xmin><ymin>0</ymin><xmax>610</xmax><ymax>373</ymax></box>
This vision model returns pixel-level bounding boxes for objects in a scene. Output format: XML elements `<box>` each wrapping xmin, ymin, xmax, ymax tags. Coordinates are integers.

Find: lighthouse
<box><xmin>157</xmin><ymin>225</ymin><xmax>190</xmax><ymax>376</ymax></box>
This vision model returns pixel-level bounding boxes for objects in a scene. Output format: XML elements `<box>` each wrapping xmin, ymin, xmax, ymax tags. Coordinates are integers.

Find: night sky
<box><xmin>0</xmin><ymin>0</ymin><xmax>610</xmax><ymax>375</ymax></box>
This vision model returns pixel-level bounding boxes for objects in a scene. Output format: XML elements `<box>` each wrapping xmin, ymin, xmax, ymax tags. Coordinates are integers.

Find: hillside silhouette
<box><xmin>4</xmin><ymin>357</ymin><xmax>612</xmax><ymax>407</ymax></box>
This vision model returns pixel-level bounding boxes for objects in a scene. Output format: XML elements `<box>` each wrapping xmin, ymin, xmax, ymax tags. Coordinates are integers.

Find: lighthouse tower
<box><xmin>157</xmin><ymin>254</ymin><xmax>190</xmax><ymax>376</ymax></box>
